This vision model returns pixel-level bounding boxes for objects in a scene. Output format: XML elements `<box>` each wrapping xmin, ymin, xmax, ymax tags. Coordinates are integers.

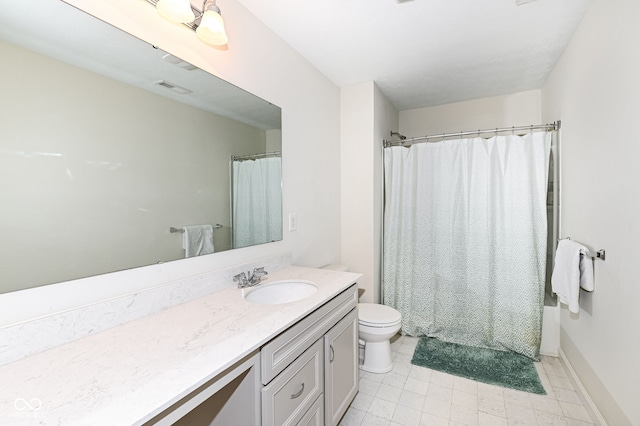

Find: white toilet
<box><xmin>358</xmin><ymin>303</ymin><xmax>402</xmax><ymax>373</ymax></box>
<box><xmin>321</xmin><ymin>264</ymin><xmax>402</xmax><ymax>374</ymax></box>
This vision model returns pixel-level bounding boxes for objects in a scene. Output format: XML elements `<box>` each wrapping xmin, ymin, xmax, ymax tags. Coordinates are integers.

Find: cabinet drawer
<box><xmin>261</xmin><ymin>284</ymin><xmax>357</xmax><ymax>384</ymax></box>
<box><xmin>262</xmin><ymin>339</ymin><xmax>323</xmax><ymax>426</ymax></box>
<box><xmin>296</xmin><ymin>395</ymin><xmax>324</xmax><ymax>426</ymax></box>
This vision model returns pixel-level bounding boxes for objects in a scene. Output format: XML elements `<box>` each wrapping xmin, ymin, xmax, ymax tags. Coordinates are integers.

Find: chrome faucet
<box><xmin>233</xmin><ymin>267</ymin><xmax>268</xmax><ymax>288</ymax></box>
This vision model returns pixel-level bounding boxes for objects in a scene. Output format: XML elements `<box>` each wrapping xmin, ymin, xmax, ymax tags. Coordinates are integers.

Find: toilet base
<box><xmin>360</xmin><ymin>340</ymin><xmax>393</xmax><ymax>374</ymax></box>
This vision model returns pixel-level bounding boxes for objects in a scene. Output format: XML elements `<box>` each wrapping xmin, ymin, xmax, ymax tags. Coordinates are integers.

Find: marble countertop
<box><xmin>0</xmin><ymin>266</ymin><xmax>361</xmax><ymax>425</ymax></box>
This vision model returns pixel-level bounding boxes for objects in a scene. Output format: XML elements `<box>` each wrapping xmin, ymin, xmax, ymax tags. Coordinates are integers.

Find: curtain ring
<box><xmin>511</xmin><ymin>126</ymin><xmax>515</xmax><ymax>135</ymax></box>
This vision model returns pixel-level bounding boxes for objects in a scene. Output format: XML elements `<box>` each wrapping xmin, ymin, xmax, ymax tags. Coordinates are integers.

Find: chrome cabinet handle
<box><xmin>330</xmin><ymin>344</ymin><xmax>335</xmax><ymax>363</ymax></box>
<box><xmin>290</xmin><ymin>383</ymin><xmax>305</xmax><ymax>399</ymax></box>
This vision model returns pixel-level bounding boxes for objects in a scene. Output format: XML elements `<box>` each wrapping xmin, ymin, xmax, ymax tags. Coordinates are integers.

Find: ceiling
<box><xmin>236</xmin><ymin>0</ymin><xmax>592</xmax><ymax>111</ymax></box>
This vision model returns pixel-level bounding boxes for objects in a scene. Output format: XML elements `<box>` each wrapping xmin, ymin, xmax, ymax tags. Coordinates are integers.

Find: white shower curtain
<box><xmin>383</xmin><ymin>132</ymin><xmax>551</xmax><ymax>359</ymax></box>
<box><xmin>232</xmin><ymin>156</ymin><xmax>282</xmax><ymax>249</ymax></box>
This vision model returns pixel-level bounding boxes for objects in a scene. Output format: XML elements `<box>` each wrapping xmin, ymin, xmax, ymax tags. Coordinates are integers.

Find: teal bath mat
<box><xmin>411</xmin><ymin>337</ymin><xmax>546</xmax><ymax>394</ymax></box>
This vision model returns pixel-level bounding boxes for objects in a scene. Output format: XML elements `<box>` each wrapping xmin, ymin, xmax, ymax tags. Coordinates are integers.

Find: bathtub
<box><xmin>541</xmin><ymin>303</ymin><xmax>560</xmax><ymax>356</ymax></box>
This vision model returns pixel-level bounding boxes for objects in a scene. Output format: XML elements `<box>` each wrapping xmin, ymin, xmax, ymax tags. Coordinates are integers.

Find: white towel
<box><xmin>182</xmin><ymin>224</ymin><xmax>214</xmax><ymax>258</ymax></box>
<box><xmin>551</xmin><ymin>239</ymin><xmax>594</xmax><ymax>313</ymax></box>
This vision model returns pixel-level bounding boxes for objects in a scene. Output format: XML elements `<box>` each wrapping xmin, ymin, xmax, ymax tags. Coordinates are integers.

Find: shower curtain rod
<box><xmin>230</xmin><ymin>151</ymin><xmax>281</xmax><ymax>161</ymax></box>
<box><xmin>383</xmin><ymin>121</ymin><xmax>561</xmax><ymax>148</ymax></box>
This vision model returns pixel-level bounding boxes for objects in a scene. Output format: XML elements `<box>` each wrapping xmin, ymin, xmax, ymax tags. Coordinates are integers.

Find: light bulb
<box><xmin>196</xmin><ymin>8</ymin><xmax>228</xmax><ymax>45</ymax></box>
<box><xmin>156</xmin><ymin>0</ymin><xmax>196</xmax><ymax>24</ymax></box>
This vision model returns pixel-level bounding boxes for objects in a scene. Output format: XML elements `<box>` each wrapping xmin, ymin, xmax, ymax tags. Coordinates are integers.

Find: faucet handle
<box><xmin>253</xmin><ymin>267</ymin><xmax>267</xmax><ymax>275</ymax></box>
<box><xmin>233</xmin><ymin>272</ymin><xmax>247</xmax><ymax>284</ymax></box>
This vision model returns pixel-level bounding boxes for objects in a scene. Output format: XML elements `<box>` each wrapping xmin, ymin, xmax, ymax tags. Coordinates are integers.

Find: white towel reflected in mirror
<box><xmin>182</xmin><ymin>225</ymin><xmax>214</xmax><ymax>257</ymax></box>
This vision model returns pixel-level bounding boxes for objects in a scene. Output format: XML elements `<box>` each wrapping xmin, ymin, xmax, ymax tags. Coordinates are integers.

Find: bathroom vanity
<box><xmin>150</xmin><ymin>281</ymin><xmax>358</xmax><ymax>426</ymax></box>
<box><xmin>0</xmin><ymin>266</ymin><xmax>360</xmax><ymax>425</ymax></box>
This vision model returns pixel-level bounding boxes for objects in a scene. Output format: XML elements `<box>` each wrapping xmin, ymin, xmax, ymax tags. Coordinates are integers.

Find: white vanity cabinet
<box><xmin>260</xmin><ymin>284</ymin><xmax>358</xmax><ymax>426</ymax></box>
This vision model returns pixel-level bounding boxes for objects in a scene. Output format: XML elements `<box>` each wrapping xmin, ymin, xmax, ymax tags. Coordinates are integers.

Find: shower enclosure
<box><xmin>382</xmin><ymin>123</ymin><xmax>560</xmax><ymax>359</ymax></box>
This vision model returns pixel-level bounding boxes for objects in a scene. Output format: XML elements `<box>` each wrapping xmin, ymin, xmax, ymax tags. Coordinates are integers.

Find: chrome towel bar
<box><xmin>558</xmin><ymin>237</ymin><xmax>605</xmax><ymax>261</ymax></box>
<box><xmin>586</xmin><ymin>249</ymin><xmax>606</xmax><ymax>261</ymax></box>
<box><xmin>170</xmin><ymin>224</ymin><xmax>223</xmax><ymax>233</ymax></box>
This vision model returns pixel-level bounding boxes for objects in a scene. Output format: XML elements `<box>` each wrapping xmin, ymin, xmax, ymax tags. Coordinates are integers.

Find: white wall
<box><xmin>1</xmin><ymin>0</ymin><xmax>342</xmax><ymax>325</ymax></box>
<box><xmin>542</xmin><ymin>0</ymin><xmax>640</xmax><ymax>424</ymax></box>
<box><xmin>340</xmin><ymin>83</ymin><xmax>398</xmax><ymax>303</ymax></box>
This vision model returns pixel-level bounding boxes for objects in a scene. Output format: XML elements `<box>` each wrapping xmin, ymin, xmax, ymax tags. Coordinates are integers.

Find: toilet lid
<box><xmin>359</xmin><ymin>303</ymin><xmax>401</xmax><ymax>326</ymax></box>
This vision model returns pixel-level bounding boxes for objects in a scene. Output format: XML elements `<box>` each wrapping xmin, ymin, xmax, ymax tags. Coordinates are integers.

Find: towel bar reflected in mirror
<box><xmin>169</xmin><ymin>224</ymin><xmax>223</xmax><ymax>233</ymax></box>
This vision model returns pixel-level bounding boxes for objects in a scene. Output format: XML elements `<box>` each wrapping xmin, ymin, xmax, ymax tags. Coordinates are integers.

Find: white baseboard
<box><xmin>558</xmin><ymin>348</ymin><xmax>607</xmax><ymax>426</ymax></box>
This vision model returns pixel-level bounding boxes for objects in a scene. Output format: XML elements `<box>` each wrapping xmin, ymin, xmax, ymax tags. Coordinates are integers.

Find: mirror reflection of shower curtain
<box><xmin>232</xmin><ymin>156</ymin><xmax>282</xmax><ymax>249</ymax></box>
<box><xmin>383</xmin><ymin>132</ymin><xmax>551</xmax><ymax>360</ymax></box>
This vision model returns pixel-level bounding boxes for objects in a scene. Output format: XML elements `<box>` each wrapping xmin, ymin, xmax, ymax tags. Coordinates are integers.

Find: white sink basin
<box><xmin>244</xmin><ymin>280</ymin><xmax>317</xmax><ymax>305</ymax></box>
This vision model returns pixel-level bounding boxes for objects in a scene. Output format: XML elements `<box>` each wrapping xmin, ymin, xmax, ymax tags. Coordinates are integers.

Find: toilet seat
<box><xmin>359</xmin><ymin>318</ymin><xmax>401</xmax><ymax>328</ymax></box>
<box><xmin>358</xmin><ymin>303</ymin><xmax>401</xmax><ymax>327</ymax></box>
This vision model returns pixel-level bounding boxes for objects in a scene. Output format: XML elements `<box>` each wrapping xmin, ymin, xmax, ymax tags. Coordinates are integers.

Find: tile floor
<box><xmin>340</xmin><ymin>335</ymin><xmax>596</xmax><ymax>426</ymax></box>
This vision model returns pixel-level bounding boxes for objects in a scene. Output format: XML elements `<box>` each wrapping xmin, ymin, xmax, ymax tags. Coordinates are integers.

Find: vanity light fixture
<box><xmin>195</xmin><ymin>1</ymin><xmax>228</xmax><ymax>45</ymax></box>
<box><xmin>151</xmin><ymin>0</ymin><xmax>228</xmax><ymax>46</ymax></box>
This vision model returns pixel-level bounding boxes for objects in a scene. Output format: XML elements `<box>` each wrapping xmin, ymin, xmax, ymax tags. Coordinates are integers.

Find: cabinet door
<box><xmin>324</xmin><ymin>309</ymin><xmax>358</xmax><ymax>426</ymax></box>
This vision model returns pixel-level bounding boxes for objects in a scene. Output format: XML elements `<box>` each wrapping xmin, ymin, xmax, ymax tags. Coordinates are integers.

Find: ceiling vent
<box><xmin>153</xmin><ymin>80</ymin><xmax>193</xmax><ymax>94</ymax></box>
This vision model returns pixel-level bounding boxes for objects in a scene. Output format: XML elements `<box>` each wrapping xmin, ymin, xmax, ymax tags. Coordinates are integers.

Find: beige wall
<box><xmin>340</xmin><ymin>82</ymin><xmax>376</xmax><ymax>300</ymax></box>
<box><xmin>266</xmin><ymin>129</ymin><xmax>283</xmax><ymax>152</ymax></box>
<box><xmin>2</xmin><ymin>0</ymin><xmax>342</xmax><ymax>323</ymax></box>
<box><xmin>542</xmin><ymin>0</ymin><xmax>640</xmax><ymax>424</ymax></box>
<box><xmin>399</xmin><ymin>90</ymin><xmax>542</xmax><ymax>136</ymax></box>
<box><xmin>340</xmin><ymin>82</ymin><xmax>398</xmax><ymax>303</ymax></box>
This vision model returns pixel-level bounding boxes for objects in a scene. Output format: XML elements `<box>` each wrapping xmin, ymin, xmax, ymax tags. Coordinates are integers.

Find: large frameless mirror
<box><xmin>0</xmin><ymin>0</ymin><xmax>283</xmax><ymax>294</ymax></box>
